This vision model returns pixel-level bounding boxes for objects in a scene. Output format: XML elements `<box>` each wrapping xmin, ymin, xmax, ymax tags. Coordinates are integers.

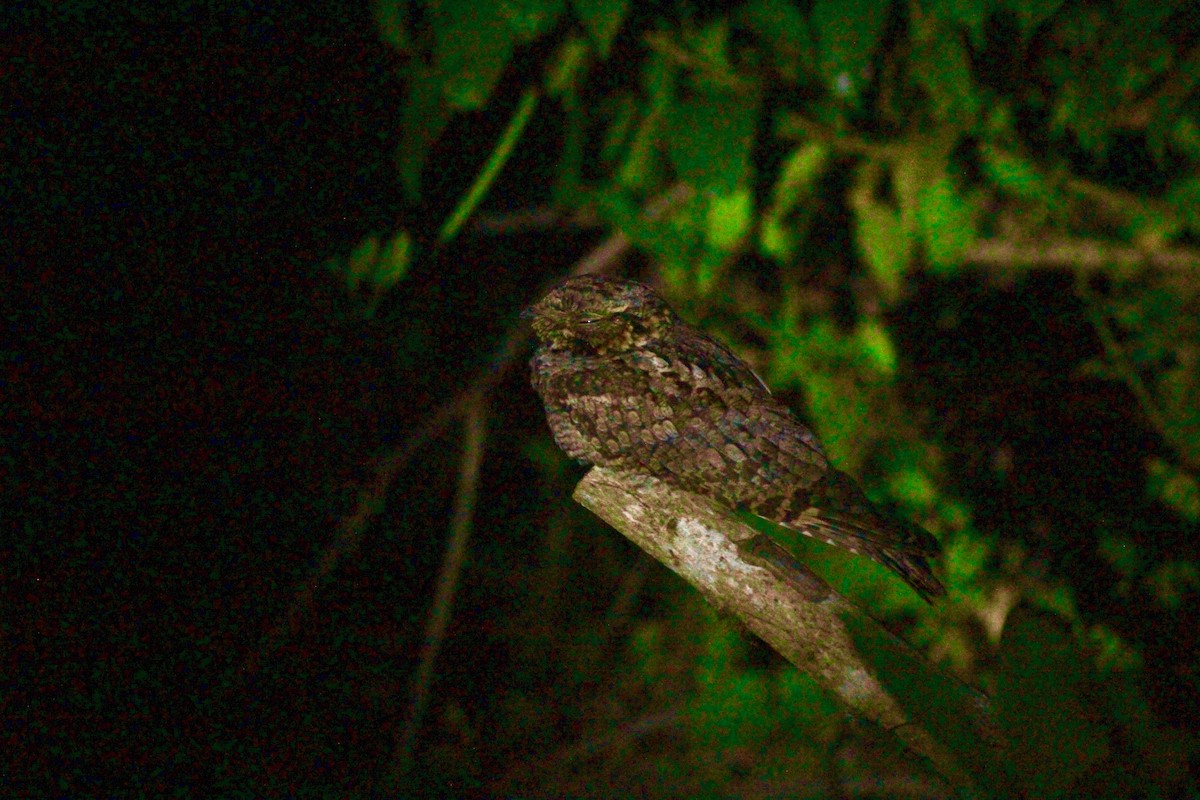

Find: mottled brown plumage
<box><xmin>524</xmin><ymin>276</ymin><xmax>944</xmax><ymax>601</ymax></box>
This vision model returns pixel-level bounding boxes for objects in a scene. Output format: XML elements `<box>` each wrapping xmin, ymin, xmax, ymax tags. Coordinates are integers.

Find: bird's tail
<box><xmin>869</xmin><ymin>545</ymin><xmax>946</xmax><ymax>603</ymax></box>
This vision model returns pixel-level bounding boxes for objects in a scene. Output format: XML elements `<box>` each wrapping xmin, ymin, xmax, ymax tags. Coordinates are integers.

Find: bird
<box><xmin>523</xmin><ymin>275</ymin><xmax>945</xmax><ymax>602</ymax></box>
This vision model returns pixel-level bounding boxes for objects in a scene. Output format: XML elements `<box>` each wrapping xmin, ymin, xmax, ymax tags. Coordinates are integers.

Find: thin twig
<box><xmin>1076</xmin><ymin>280</ymin><xmax>1175</xmax><ymax>448</ymax></box>
<box><xmin>967</xmin><ymin>237</ymin><xmax>1200</xmax><ymax>273</ymax></box>
<box><xmin>223</xmin><ymin>183</ymin><xmax>693</xmax><ymax>690</ymax></box>
<box><xmin>388</xmin><ymin>389</ymin><xmax>488</xmax><ymax>783</ymax></box>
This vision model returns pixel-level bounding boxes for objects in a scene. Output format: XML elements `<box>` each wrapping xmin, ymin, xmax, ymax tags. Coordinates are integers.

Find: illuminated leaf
<box><xmin>980</xmin><ymin>145</ymin><xmax>1051</xmax><ymax>202</ymax></box>
<box><xmin>855</xmin><ymin>200</ymin><xmax>912</xmax><ymax>298</ymax></box>
<box><xmin>917</xmin><ymin>174</ymin><xmax>976</xmax><ymax>273</ymax></box>
<box><xmin>705</xmin><ymin>187</ymin><xmax>753</xmax><ymax>251</ymax></box>
<box><xmin>855</xmin><ymin>318</ymin><xmax>897</xmax><ymax>375</ymax></box>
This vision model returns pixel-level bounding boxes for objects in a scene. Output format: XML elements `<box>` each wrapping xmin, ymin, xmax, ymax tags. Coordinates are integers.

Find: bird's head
<box><xmin>523</xmin><ymin>276</ymin><xmax>678</xmax><ymax>355</ymax></box>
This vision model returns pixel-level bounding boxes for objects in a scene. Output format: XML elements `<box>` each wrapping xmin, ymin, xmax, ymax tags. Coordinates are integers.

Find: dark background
<box><xmin>6</xmin><ymin>2</ymin><xmax>1197</xmax><ymax>795</ymax></box>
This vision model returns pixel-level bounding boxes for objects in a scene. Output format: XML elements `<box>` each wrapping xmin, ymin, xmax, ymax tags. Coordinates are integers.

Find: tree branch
<box><xmin>573</xmin><ymin>467</ymin><xmax>983</xmax><ymax>789</ymax></box>
<box><xmin>966</xmin><ymin>236</ymin><xmax>1200</xmax><ymax>274</ymax></box>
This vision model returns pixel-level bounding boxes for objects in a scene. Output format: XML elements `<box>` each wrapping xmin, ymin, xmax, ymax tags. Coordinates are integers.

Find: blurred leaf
<box><xmin>1145</xmin><ymin>561</ymin><xmax>1200</xmax><ymax>610</ymax></box>
<box><xmin>911</xmin><ymin>26</ymin><xmax>979</xmax><ymax>122</ymax></box>
<box><xmin>375</xmin><ymin>230</ymin><xmax>413</xmax><ymax>291</ymax></box>
<box><xmin>760</xmin><ymin>141</ymin><xmax>829</xmax><ymax>261</ymax></box>
<box><xmin>545</xmin><ymin>35</ymin><xmax>590</xmax><ymax>97</ymax></box>
<box><xmin>501</xmin><ymin>0</ymin><xmax>565</xmax><ymax>41</ymax></box>
<box><xmin>430</xmin><ymin>0</ymin><xmax>517</xmax><ymax>110</ymax></box>
<box><xmin>769</xmin><ymin>141</ymin><xmax>829</xmax><ymax>216</ymax></box>
<box><xmin>617</xmin><ymin>54</ymin><xmax>674</xmax><ymax>190</ymax></box>
<box><xmin>980</xmin><ymin>145</ymin><xmax>1052</xmax><ymax>203</ymax></box>
<box><xmin>667</xmin><ymin>87</ymin><xmax>758</xmax><ymax>193</ymax></box>
<box><xmin>885</xmin><ymin>462</ymin><xmax>938</xmax><ymax>508</ymax></box>
<box><xmin>944</xmin><ymin>528</ymin><xmax>990</xmax><ymax>585</ymax></box>
<box><xmin>854</xmin><ymin>318</ymin><xmax>897</xmax><ymax>375</ymax></box>
<box><xmin>705</xmin><ymin>187</ymin><xmax>753</xmax><ymax>251</ymax></box>
<box><xmin>1169</xmin><ymin>116</ymin><xmax>1200</xmax><ymax>159</ymax></box>
<box><xmin>854</xmin><ymin>200</ymin><xmax>912</xmax><ymax>299</ymax></box>
<box><xmin>681</xmin><ymin>20</ymin><xmax>739</xmax><ymax>85</ymax></box>
<box><xmin>994</xmin><ymin>613</ymin><xmax>1110</xmax><ymax>798</ymax></box>
<box><xmin>1085</xmin><ymin>624</ymin><xmax>1142</xmax><ymax>672</ymax></box>
<box><xmin>917</xmin><ymin>174</ymin><xmax>977</xmax><ymax>273</ymax></box>
<box><xmin>812</xmin><ymin>0</ymin><xmax>891</xmax><ymax>101</ymax></box>
<box><xmin>1146</xmin><ymin>458</ymin><xmax>1200</xmax><ymax>522</ymax></box>
<box><xmin>343</xmin><ymin>234</ymin><xmax>380</xmax><ymax>294</ymax></box>
<box><xmin>439</xmin><ymin>88</ymin><xmax>540</xmax><ymax>242</ymax></box>
<box><xmin>570</xmin><ymin>0</ymin><xmax>629</xmax><ymax>57</ymax></box>
<box><xmin>595</xmin><ymin>187</ymin><xmax>699</xmax><ymax>275</ymax></box>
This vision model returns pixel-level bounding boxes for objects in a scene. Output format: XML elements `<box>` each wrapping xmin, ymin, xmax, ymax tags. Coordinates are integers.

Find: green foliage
<box><xmin>327</xmin><ymin>230</ymin><xmax>413</xmax><ymax>317</ymax></box>
<box><xmin>353</xmin><ymin>1</ymin><xmax>1200</xmax><ymax>793</ymax></box>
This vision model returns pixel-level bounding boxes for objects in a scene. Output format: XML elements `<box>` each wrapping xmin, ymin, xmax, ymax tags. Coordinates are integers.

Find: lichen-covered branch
<box><xmin>573</xmin><ymin>466</ymin><xmax>979</xmax><ymax>788</ymax></box>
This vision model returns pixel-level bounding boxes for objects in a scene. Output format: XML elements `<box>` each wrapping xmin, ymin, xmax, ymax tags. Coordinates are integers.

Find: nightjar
<box><xmin>524</xmin><ymin>276</ymin><xmax>944</xmax><ymax>601</ymax></box>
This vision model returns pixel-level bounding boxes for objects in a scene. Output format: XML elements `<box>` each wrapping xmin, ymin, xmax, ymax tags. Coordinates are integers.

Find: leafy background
<box><xmin>7</xmin><ymin>0</ymin><xmax>1200</xmax><ymax>795</ymax></box>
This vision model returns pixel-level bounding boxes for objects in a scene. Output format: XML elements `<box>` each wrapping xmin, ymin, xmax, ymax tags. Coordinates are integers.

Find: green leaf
<box><xmin>855</xmin><ymin>318</ymin><xmax>897</xmax><ymax>375</ymax></box>
<box><xmin>430</xmin><ymin>0</ymin><xmax>517</xmax><ymax>110</ymax></box>
<box><xmin>911</xmin><ymin>28</ymin><xmax>978</xmax><ymax>122</ymax></box>
<box><xmin>1146</xmin><ymin>458</ymin><xmax>1200</xmax><ymax>522</ymax></box>
<box><xmin>917</xmin><ymin>175</ymin><xmax>976</xmax><ymax>273</ymax></box>
<box><xmin>812</xmin><ymin>0</ymin><xmax>891</xmax><ymax>101</ymax></box>
<box><xmin>667</xmin><ymin>87</ymin><xmax>758</xmax><ymax>193</ymax></box>
<box><xmin>439</xmin><ymin>88</ymin><xmax>540</xmax><ymax>242</ymax></box>
<box><xmin>570</xmin><ymin>0</ymin><xmax>629</xmax><ymax>57</ymax></box>
<box><xmin>980</xmin><ymin>145</ymin><xmax>1051</xmax><ymax>203</ymax></box>
<box><xmin>545</xmin><ymin>35</ymin><xmax>590</xmax><ymax>97</ymax></box>
<box><xmin>705</xmin><ymin>187</ymin><xmax>753</xmax><ymax>251</ymax></box>
<box><xmin>769</xmin><ymin>141</ymin><xmax>829</xmax><ymax>217</ymax></box>
<box><xmin>344</xmin><ymin>234</ymin><xmax>381</xmax><ymax>294</ymax></box>
<box><xmin>760</xmin><ymin>141</ymin><xmax>829</xmax><ymax>262</ymax></box>
<box><xmin>617</xmin><ymin>54</ymin><xmax>674</xmax><ymax>190</ymax></box>
<box><xmin>1145</xmin><ymin>561</ymin><xmax>1200</xmax><ymax>610</ymax></box>
<box><xmin>854</xmin><ymin>200</ymin><xmax>912</xmax><ymax>299</ymax></box>
<box><xmin>376</xmin><ymin>230</ymin><xmax>413</xmax><ymax>291</ymax></box>
<box><xmin>501</xmin><ymin>0</ymin><xmax>565</xmax><ymax>41</ymax></box>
